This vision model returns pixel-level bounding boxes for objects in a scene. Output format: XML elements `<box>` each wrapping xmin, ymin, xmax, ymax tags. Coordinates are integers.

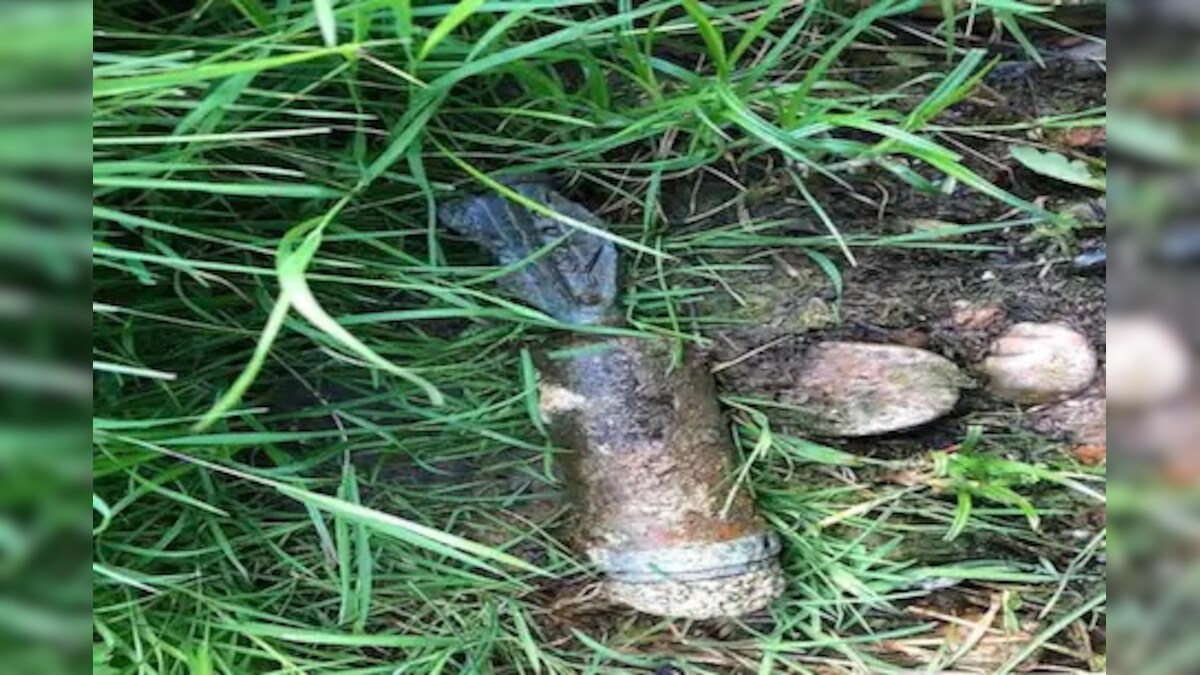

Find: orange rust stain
<box><xmin>708</xmin><ymin>519</ymin><xmax>749</xmax><ymax>542</ymax></box>
<box><xmin>1072</xmin><ymin>444</ymin><xmax>1106</xmax><ymax>466</ymax></box>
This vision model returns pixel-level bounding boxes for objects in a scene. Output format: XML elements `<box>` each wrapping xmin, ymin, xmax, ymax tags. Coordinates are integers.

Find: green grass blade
<box><xmin>275</xmin><ymin>216</ymin><xmax>446</xmax><ymax>406</ymax></box>
<box><xmin>275</xmin><ymin>485</ymin><xmax>546</xmax><ymax>576</ymax></box>
<box><xmin>94</xmin><ymin>45</ymin><xmax>360</xmax><ymax>97</ymax></box>
<box><xmin>418</xmin><ymin>0</ymin><xmax>486</xmax><ymax>61</ymax></box>
<box><xmin>314</xmin><ymin>0</ymin><xmax>339</xmax><ymax>47</ymax></box>
<box><xmin>681</xmin><ymin>0</ymin><xmax>729</xmax><ymax>80</ymax></box>
<box><xmin>192</xmin><ymin>293</ymin><xmax>291</xmax><ymax>431</ymax></box>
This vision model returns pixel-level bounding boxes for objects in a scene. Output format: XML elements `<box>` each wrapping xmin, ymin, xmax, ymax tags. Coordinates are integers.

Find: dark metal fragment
<box><xmin>438</xmin><ymin>179</ymin><xmax>618</xmax><ymax>325</ymax></box>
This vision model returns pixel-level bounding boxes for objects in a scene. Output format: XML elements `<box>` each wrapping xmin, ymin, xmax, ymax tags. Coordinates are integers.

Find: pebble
<box><xmin>950</xmin><ymin>302</ymin><xmax>1005</xmax><ymax>331</ymax></box>
<box><xmin>1107</xmin><ymin>316</ymin><xmax>1192</xmax><ymax>409</ymax></box>
<box><xmin>788</xmin><ymin>342</ymin><xmax>964</xmax><ymax>437</ymax></box>
<box><xmin>1031</xmin><ymin>392</ymin><xmax>1106</xmax><ymax>447</ymax></box>
<box><xmin>982</xmin><ymin>323</ymin><xmax>1098</xmax><ymax>404</ymax></box>
<box><xmin>1072</xmin><ymin>244</ymin><xmax>1106</xmax><ymax>274</ymax></box>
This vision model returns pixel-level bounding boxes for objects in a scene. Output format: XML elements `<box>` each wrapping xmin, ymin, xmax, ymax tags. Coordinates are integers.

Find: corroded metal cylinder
<box><xmin>538</xmin><ymin>335</ymin><xmax>784</xmax><ymax>618</ymax></box>
<box><xmin>438</xmin><ymin>179</ymin><xmax>783</xmax><ymax>617</ymax></box>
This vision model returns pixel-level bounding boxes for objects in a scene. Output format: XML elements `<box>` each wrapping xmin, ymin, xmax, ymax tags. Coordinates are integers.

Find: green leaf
<box><xmin>1010</xmin><ymin>145</ymin><xmax>1105</xmax><ymax>191</ymax></box>
<box><xmin>418</xmin><ymin>0</ymin><xmax>486</xmax><ymax>61</ymax></box>
<box><xmin>276</xmin><ymin>484</ymin><xmax>546</xmax><ymax>575</ymax></box>
<box><xmin>681</xmin><ymin>0</ymin><xmax>729</xmax><ymax>80</ymax></box>
<box><xmin>314</xmin><ymin>0</ymin><xmax>338</xmax><ymax>47</ymax></box>
<box><xmin>276</xmin><ymin>217</ymin><xmax>446</xmax><ymax>406</ymax></box>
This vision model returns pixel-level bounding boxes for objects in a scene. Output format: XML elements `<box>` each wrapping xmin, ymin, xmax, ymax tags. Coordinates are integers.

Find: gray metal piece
<box><xmin>437</xmin><ymin>179</ymin><xmax>619</xmax><ymax>325</ymax></box>
<box><xmin>607</xmin><ymin>564</ymin><xmax>786</xmax><ymax>619</ymax></box>
<box><xmin>589</xmin><ymin>532</ymin><xmax>782</xmax><ymax>584</ymax></box>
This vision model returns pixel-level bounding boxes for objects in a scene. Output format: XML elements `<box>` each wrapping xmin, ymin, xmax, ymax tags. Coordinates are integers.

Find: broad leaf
<box><xmin>1011</xmin><ymin>145</ymin><xmax>1105</xmax><ymax>191</ymax></box>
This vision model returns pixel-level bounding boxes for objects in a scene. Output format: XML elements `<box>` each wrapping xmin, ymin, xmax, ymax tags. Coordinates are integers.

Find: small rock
<box><xmin>982</xmin><ymin>323</ymin><xmax>1098</xmax><ymax>404</ymax></box>
<box><xmin>1057</xmin><ymin>126</ymin><xmax>1107</xmax><ymax>150</ymax></box>
<box><xmin>1032</xmin><ymin>393</ymin><xmax>1106</xmax><ymax>447</ymax></box>
<box><xmin>1107</xmin><ymin>316</ymin><xmax>1192</xmax><ymax>409</ymax></box>
<box><xmin>950</xmin><ymin>302</ymin><xmax>1005</xmax><ymax>331</ymax></box>
<box><xmin>1072</xmin><ymin>244</ymin><xmax>1107</xmax><ymax>274</ymax></box>
<box><xmin>787</xmin><ymin>342</ymin><xmax>964</xmax><ymax>437</ymax></box>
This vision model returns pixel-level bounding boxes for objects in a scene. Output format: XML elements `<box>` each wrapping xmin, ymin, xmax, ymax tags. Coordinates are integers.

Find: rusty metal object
<box><xmin>538</xmin><ymin>336</ymin><xmax>783</xmax><ymax>617</ymax></box>
<box><xmin>439</xmin><ymin>179</ymin><xmax>783</xmax><ymax>618</ymax></box>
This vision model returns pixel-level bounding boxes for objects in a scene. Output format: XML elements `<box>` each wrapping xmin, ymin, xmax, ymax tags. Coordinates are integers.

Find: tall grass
<box><xmin>93</xmin><ymin>1</ymin><xmax>1102</xmax><ymax>672</ymax></box>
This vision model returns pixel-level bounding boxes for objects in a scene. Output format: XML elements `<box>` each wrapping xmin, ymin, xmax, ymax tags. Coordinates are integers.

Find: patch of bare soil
<box><xmin>673</xmin><ymin>50</ymin><xmax>1108</xmax><ymax>458</ymax></box>
<box><xmin>707</xmin><ymin>242</ymin><xmax>1105</xmax><ymax>440</ymax></box>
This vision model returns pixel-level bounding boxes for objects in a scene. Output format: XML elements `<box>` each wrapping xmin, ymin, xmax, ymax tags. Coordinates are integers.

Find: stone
<box><xmin>785</xmin><ymin>342</ymin><xmax>964</xmax><ymax>437</ymax></box>
<box><xmin>1107</xmin><ymin>316</ymin><xmax>1192</xmax><ymax>409</ymax></box>
<box><xmin>1031</xmin><ymin>394</ymin><xmax>1106</xmax><ymax>448</ymax></box>
<box><xmin>982</xmin><ymin>323</ymin><xmax>1098</xmax><ymax>404</ymax></box>
<box><xmin>950</xmin><ymin>302</ymin><xmax>1005</xmax><ymax>331</ymax></box>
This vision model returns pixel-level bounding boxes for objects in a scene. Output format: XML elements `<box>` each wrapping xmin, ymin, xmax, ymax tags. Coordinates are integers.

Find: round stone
<box><xmin>793</xmin><ymin>342</ymin><xmax>965</xmax><ymax>437</ymax></box>
<box><xmin>982</xmin><ymin>323</ymin><xmax>1098</xmax><ymax>404</ymax></box>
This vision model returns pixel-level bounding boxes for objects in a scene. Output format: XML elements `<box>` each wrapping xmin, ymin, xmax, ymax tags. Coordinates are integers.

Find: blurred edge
<box><xmin>1109</xmin><ymin>1</ymin><xmax>1200</xmax><ymax>674</ymax></box>
<box><xmin>0</xmin><ymin>0</ymin><xmax>92</xmax><ymax>673</ymax></box>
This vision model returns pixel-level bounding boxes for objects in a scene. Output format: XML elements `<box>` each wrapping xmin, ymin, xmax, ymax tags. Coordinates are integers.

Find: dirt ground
<box><xmin>669</xmin><ymin>47</ymin><xmax>1108</xmax><ymax>450</ymax></box>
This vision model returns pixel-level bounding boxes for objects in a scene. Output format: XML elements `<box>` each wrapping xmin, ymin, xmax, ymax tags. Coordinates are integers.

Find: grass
<box><xmin>93</xmin><ymin>1</ymin><xmax>1105</xmax><ymax>672</ymax></box>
